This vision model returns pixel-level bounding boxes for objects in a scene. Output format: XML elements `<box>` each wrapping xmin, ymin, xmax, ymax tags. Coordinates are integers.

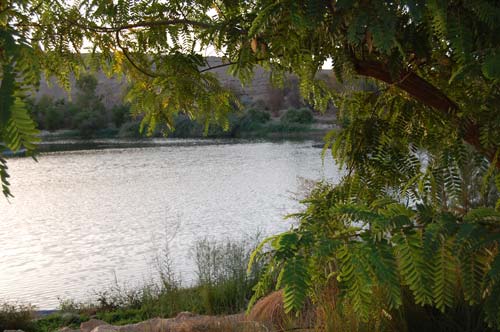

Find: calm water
<box><xmin>0</xmin><ymin>139</ymin><xmax>339</xmax><ymax>309</ymax></box>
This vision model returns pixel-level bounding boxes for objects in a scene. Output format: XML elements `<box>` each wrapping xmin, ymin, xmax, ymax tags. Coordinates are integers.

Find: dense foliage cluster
<box><xmin>1</xmin><ymin>0</ymin><xmax>500</xmax><ymax>330</ymax></box>
<box><xmin>28</xmin><ymin>74</ymin><xmax>121</xmax><ymax>137</ymax></box>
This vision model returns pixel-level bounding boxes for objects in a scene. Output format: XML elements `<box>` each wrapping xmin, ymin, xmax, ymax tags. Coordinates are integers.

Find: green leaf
<box><xmin>278</xmin><ymin>256</ymin><xmax>311</xmax><ymax>314</ymax></box>
<box><xmin>0</xmin><ymin>154</ymin><xmax>12</xmax><ymax>198</ymax></box>
<box><xmin>5</xmin><ymin>98</ymin><xmax>40</xmax><ymax>152</ymax></box>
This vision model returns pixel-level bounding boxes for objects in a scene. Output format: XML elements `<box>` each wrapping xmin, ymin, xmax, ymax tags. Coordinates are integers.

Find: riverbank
<box><xmin>0</xmin><ymin>238</ymin><xmax>290</xmax><ymax>332</ymax></box>
<box><xmin>32</xmin><ymin>135</ymin><xmax>330</xmax><ymax>155</ymax></box>
<box><xmin>34</xmin><ymin>107</ymin><xmax>337</xmax><ymax>145</ymax></box>
<box><xmin>37</xmin><ymin>122</ymin><xmax>334</xmax><ymax>145</ymax></box>
<box><xmin>3</xmin><ymin>292</ymin><xmax>304</xmax><ymax>332</ymax></box>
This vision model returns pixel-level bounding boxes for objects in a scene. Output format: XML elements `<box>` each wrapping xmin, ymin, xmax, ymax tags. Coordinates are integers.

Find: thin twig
<box><xmin>115</xmin><ymin>30</ymin><xmax>158</xmax><ymax>78</ymax></box>
<box><xmin>199</xmin><ymin>61</ymin><xmax>237</xmax><ymax>73</ymax></box>
<box><xmin>200</xmin><ymin>56</ymin><xmax>268</xmax><ymax>73</ymax></box>
<box><xmin>76</xmin><ymin>18</ymin><xmax>216</xmax><ymax>33</ymax></box>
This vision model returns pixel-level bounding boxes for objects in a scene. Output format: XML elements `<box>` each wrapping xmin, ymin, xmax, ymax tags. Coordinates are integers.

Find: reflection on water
<box><xmin>0</xmin><ymin>139</ymin><xmax>339</xmax><ymax>309</ymax></box>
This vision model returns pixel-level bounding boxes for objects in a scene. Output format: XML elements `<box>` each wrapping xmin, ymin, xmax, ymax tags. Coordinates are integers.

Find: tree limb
<box><xmin>115</xmin><ymin>31</ymin><xmax>158</xmax><ymax>78</ymax></box>
<box><xmin>199</xmin><ymin>61</ymin><xmax>236</xmax><ymax>73</ymax></box>
<box><xmin>352</xmin><ymin>59</ymin><xmax>499</xmax><ymax>167</ymax></box>
<box><xmin>353</xmin><ymin>60</ymin><xmax>459</xmax><ymax>115</ymax></box>
<box><xmin>76</xmin><ymin>19</ymin><xmax>216</xmax><ymax>33</ymax></box>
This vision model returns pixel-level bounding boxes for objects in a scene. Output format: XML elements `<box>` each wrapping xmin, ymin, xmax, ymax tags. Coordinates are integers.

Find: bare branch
<box><xmin>199</xmin><ymin>61</ymin><xmax>237</xmax><ymax>73</ymax></box>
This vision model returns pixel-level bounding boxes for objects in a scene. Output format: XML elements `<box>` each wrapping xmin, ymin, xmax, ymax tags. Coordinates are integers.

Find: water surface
<box><xmin>0</xmin><ymin>139</ymin><xmax>339</xmax><ymax>309</ymax></box>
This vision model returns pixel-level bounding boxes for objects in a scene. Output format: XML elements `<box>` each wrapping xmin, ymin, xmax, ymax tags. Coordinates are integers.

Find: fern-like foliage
<box><xmin>0</xmin><ymin>154</ymin><xmax>11</xmax><ymax>197</ymax></box>
<box><xmin>277</xmin><ymin>256</ymin><xmax>311</xmax><ymax>314</ymax></box>
<box><xmin>5</xmin><ymin>98</ymin><xmax>40</xmax><ymax>152</ymax></box>
<box><xmin>0</xmin><ymin>22</ymin><xmax>41</xmax><ymax>196</ymax></box>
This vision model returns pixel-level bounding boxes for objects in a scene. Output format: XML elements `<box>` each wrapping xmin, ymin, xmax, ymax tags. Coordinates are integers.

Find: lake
<box><xmin>0</xmin><ymin>139</ymin><xmax>339</xmax><ymax>309</ymax></box>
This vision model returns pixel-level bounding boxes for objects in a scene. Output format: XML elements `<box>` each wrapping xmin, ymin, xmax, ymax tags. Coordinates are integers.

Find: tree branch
<box><xmin>352</xmin><ymin>59</ymin><xmax>499</xmax><ymax>167</ymax></box>
<box><xmin>353</xmin><ymin>60</ymin><xmax>459</xmax><ymax>115</ymax></box>
<box><xmin>199</xmin><ymin>61</ymin><xmax>236</xmax><ymax>73</ymax></box>
<box><xmin>76</xmin><ymin>19</ymin><xmax>216</xmax><ymax>33</ymax></box>
<box><xmin>199</xmin><ymin>57</ymin><xmax>268</xmax><ymax>73</ymax></box>
<box><xmin>115</xmin><ymin>31</ymin><xmax>158</xmax><ymax>78</ymax></box>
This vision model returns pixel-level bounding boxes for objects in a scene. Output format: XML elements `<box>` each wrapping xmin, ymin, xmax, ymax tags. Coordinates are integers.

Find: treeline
<box><xmin>28</xmin><ymin>73</ymin><xmax>325</xmax><ymax>139</ymax></box>
<box><xmin>28</xmin><ymin>74</ymin><xmax>131</xmax><ymax>138</ymax></box>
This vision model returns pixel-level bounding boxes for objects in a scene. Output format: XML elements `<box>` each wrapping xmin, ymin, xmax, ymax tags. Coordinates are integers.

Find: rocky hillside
<box><xmin>35</xmin><ymin>57</ymin><xmax>337</xmax><ymax>113</ymax></box>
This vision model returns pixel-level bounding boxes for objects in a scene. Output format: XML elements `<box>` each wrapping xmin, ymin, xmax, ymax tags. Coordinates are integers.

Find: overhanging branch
<box><xmin>353</xmin><ymin>59</ymin><xmax>499</xmax><ymax>167</ymax></box>
<box><xmin>115</xmin><ymin>31</ymin><xmax>158</xmax><ymax>78</ymax></box>
<box><xmin>74</xmin><ymin>19</ymin><xmax>216</xmax><ymax>33</ymax></box>
<box><xmin>353</xmin><ymin>60</ymin><xmax>459</xmax><ymax>114</ymax></box>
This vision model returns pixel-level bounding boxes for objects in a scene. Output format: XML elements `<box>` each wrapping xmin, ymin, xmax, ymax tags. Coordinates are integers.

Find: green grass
<box><xmin>33</xmin><ymin>312</ymin><xmax>88</xmax><ymax>332</ymax></box>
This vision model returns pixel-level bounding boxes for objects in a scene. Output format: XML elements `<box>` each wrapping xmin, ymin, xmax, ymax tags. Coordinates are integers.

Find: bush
<box><xmin>111</xmin><ymin>105</ymin><xmax>131</xmax><ymax>128</ymax></box>
<box><xmin>118</xmin><ymin>120</ymin><xmax>144</xmax><ymax>138</ymax></box>
<box><xmin>0</xmin><ymin>303</ymin><xmax>35</xmax><ymax>332</ymax></box>
<box><xmin>72</xmin><ymin>111</ymin><xmax>106</xmax><ymax>138</ymax></box>
<box><xmin>169</xmin><ymin>114</ymin><xmax>203</xmax><ymax>138</ymax></box>
<box><xmin>167</xmin><ymin>114</ymin><xmax>241</xmax><ymax>138</ymax></box>
<box><xmin>280</xmin><ymin>108</ymin><xmax>314</xmax><ymax>124</ymax></box>
<box><xmin>27</xmin><ymin>96</ymin><xmax>67</xmax><ymax>131</ymax></box>
<box><xmin>193</xmin><ymin>238</ymin><xmax>262</xmax><ymax>314</ymax></box>
<box><xmin>237</xmin><ymin>109</ymin><xmax>271</xmax><ymax>132</ymax></box>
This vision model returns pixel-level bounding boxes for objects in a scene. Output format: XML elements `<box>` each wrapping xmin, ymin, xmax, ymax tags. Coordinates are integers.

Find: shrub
<box><xmin>0</xmin><ymin>303</ymin><xmax>35</xmax><ymax>332</ymax></box>
<box><xmin>280</xmin><ymin>108</ymin><xmax>314</xmax><ymax>124</ymax></box>
<box><xmin>118</xmin><ymin>120</ymin><xmax>143</xmax><ymax>138</ymax></box>
<box><xmin>169</xmin><ymin>114</ymin><xmax>202</xmax><ymax>137</ymax></box>
<box><xmin>55</xmin><ymin>236</ymin><xmax>266</xmax><ymax>325</ymax></box>
<box><xmin>237</xmin><ymin>109</ymin><xmax>271</xmax><ymax>132</ymax></box>
<box><xmin>111</xmin><ymin>105</ymin><xmax>131</xmax><ymax>128</ymax></box>
<box><xmin>72</xmin><ymin>111</ymin><xmax>106</xmax><ymax>138</ymax></box>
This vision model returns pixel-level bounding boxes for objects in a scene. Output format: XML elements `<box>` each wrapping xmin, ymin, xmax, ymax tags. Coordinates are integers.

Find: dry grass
<box><xmin>246</xmin><ymin>291</ymin><xmax>285</xmax><ymax>331</ymax></box>
<box><xmin>0</xmin><ymin>303</ymin><xmax>35</xmax><ymax>332</ymax></box>
<box><xmin>246</xmin><ymin>291</ymin><xmax>315</xmax><ymax>332</ymax></box>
